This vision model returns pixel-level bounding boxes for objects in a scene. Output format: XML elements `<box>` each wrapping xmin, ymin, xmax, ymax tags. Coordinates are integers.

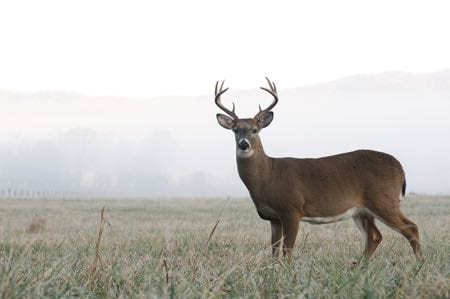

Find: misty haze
<box><xmin>1</xmin><ymin>70</ymin><xmax>449</xmax><ymax>198</ymax></box>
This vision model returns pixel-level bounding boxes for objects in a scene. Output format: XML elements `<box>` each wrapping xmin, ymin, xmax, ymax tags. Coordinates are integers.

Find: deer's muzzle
<box><xmin>239</xmin><ymin>140</ymin><xmax>250</xmax><ymax>151</ymax></box>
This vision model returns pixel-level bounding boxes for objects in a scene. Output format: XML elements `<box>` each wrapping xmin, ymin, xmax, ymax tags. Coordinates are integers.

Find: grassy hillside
<box><xmin>0</xmin><ymin>196</ymin><xmax>448</xmax><ymax>298</ymax></box>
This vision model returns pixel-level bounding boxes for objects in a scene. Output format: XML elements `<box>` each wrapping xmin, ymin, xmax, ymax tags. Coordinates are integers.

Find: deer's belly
<box><xmin>301</xmin><ymin>207</ymin><xmax>363</xmax><ymax>224</ymax></box>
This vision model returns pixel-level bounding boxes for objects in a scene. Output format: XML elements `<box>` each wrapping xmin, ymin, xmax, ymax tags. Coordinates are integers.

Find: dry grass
<box><xmin>0</xmin><ymin>196</ymin><xmax>449</xmax><ymax>298</ymax></box>
<box><xmin>89</xmin><ymin>207</ymin><xmax>110</xmax><ymax>290</ymax></box>
<box><xmin>25</xmin><ymin>216</ymin><xmax>46</xmax><ymax>234</ymax></box>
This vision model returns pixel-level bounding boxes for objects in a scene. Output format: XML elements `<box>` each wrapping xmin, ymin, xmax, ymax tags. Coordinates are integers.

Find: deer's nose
<box><xmin>239</xmin><ymin>140</ymin><xmax>250</xmax><ymax>151</ymax></box>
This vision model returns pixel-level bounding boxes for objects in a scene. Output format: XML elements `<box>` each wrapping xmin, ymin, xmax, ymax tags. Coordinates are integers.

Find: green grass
<box><xmin>0</xmin><ymin>196</ymin><xmax>449</xmax><ymax>298</ymax></box>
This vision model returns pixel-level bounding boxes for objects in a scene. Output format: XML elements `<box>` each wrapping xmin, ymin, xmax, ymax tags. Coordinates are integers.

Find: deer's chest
<box><xmin>255</xmin><ymin>204</ymin><xmax>280</xmax><ymax>221</ymax></box>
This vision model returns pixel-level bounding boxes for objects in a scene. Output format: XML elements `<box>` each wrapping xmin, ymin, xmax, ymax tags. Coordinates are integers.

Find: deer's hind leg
<box><xmin>368</xmin><ymin>202</ymin><xmax>422</xmax><ymax>258</ymax></box>
<box><xmin>353</xmin><ymin>213</ymin><xmax>382</xmax><ymax>258</ymax></box>
<box><xmin>398</xmin><ymin>213</ymin><xmax>422</xmax><ymax>258</ymax></box>
<box><xmin>378</xmin><ymin>210</ymin><xmax>422</xmax><ymax>258</ymax></box>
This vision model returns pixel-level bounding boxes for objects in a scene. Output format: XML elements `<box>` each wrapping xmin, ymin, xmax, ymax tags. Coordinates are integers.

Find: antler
<box><xmin>215</xmin><ymin>80</ymin><xmax>238</xmax><ymax>120</ymax></box>
<box><xmin>257</xmin><ymin>77</ymin><xmax>279</xmax><ymax>115</ymax></box>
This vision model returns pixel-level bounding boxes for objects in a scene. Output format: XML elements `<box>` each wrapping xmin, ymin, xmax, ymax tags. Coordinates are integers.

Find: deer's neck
<box><xmin>236</xmin><ymin>142</ymin><xmax>272</xmax><ymax>197</ymax></box>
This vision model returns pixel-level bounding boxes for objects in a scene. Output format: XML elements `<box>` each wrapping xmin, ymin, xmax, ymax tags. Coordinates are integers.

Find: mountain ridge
<box><xmin>1</xmin><ymin>69</ymin><xmax>449</xmax><ymax>100</ymax></box>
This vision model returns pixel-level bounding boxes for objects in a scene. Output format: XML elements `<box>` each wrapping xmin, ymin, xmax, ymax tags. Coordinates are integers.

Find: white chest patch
<box><xmin>236</xmin><ymin>149</ymin><xmax>254</xmax><ymax>158</ymax></box>
<box><xmin>301</xmin><ymin>207</ymin><xmax>361</xmax><ymax>224</ymax></box>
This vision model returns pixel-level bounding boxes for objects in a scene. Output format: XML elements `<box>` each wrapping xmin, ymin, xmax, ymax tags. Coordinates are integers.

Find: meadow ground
<box><xmin>0</xmin><ymin>196</ymin><xmax>448</xmax><ymax>298</ymax></box>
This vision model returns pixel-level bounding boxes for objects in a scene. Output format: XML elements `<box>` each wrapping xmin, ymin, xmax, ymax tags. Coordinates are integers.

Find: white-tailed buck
<box><xmin>215</xmin><ymin>78</ymin><xmax>422</xmax><ymax>259</ymax></box>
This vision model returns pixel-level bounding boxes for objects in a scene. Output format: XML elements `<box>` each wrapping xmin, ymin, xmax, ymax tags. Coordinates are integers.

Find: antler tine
<box><xmin>265</xmin><ymin>76</ymin><xmax>274</xmax><ymax>91</ymax></box>
<box><xmin>258</xmin><ymin>77</ymin><xmax>279</xmax><ymax>114</ymax></box>
<box><xmin>214</xmin><ymin>80</ymin><xmax>238</xmax><ymax>119</ymax></box>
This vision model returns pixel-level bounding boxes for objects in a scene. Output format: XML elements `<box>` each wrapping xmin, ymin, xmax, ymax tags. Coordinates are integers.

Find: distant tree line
<box><xmin>0</xmin><ymin>188</ymin><xmax>78</xmax><ymax>199</ymax></box>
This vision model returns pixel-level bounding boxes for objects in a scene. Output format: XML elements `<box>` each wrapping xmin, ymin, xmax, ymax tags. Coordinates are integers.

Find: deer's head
<box><xmin>215</xmin><ymin>78</ymin><xmax>278</xmax><ymax>158</ymax></box>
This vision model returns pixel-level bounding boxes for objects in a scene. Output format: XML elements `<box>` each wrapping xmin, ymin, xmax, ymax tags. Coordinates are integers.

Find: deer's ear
<box><xmin>216</xmin><ymin>113</ymin><xmax>235</xmax><ymax>130</ymax></box>
<box><xmin>255</xmin><ymin>111</ymin><xmax>274</xmax><ymax>129</ymax></box>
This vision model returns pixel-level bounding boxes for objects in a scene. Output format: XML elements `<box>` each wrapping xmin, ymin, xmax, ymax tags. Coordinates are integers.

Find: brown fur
<box><xmin>215</xmin><ymin>79</ymin><xmax>422</xmax><ymax>260</ymax></box>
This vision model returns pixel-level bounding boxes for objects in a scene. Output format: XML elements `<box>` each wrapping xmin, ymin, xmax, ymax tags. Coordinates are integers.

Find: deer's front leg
<box><xmin>271</xmin><ymin>221</ymin><xmax>283</xmax><ymax>257</ymax></box>
<box><xmin>280</xmin><ymin>214</ymin><xmax>300</xmax><ymax>258</ymax></box>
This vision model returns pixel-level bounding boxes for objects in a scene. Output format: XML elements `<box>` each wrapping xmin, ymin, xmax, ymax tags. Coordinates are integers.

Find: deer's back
<box><xmin>268</xmin><ymin>150</ymin><xmax>405</xmax><ymax>215</ymax></box>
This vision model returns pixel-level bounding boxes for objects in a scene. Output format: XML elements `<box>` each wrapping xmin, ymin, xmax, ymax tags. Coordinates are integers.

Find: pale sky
<box><xmin>1</xmin><ymin>0</ymin><xmax>449</xmax><ymax>97</ymax></box>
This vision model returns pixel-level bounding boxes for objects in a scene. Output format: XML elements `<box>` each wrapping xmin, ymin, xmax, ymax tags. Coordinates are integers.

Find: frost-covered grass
<box><xmin>0</xmin><ymin>196</ymin><xmax>448</xmax><ymax>298</ymax></box>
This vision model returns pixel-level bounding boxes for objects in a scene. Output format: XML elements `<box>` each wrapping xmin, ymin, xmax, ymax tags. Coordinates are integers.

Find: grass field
<box><xmin>0</xmin><ymin>196</ymin><xmax>449</xmax><ymax>298</ymax></box>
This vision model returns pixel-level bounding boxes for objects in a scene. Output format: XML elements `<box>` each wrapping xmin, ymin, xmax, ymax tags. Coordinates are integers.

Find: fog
<box><xmin>0</xmin><ymin>70</ymin><xmax>449</xmax><ymax>197</ymax></box>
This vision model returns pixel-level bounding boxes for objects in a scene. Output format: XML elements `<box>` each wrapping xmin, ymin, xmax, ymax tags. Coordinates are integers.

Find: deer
<box><xmin>214</xmin><ymin>78</ymin><xmax>422</xmax><ymax>260</ymax></box>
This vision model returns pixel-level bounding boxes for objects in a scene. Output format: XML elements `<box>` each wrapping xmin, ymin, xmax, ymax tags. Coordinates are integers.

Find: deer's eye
<box><xmin>252</xmin><ymin>129</ymin><xmax>258</xmax><ymax>134</ymax></box>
